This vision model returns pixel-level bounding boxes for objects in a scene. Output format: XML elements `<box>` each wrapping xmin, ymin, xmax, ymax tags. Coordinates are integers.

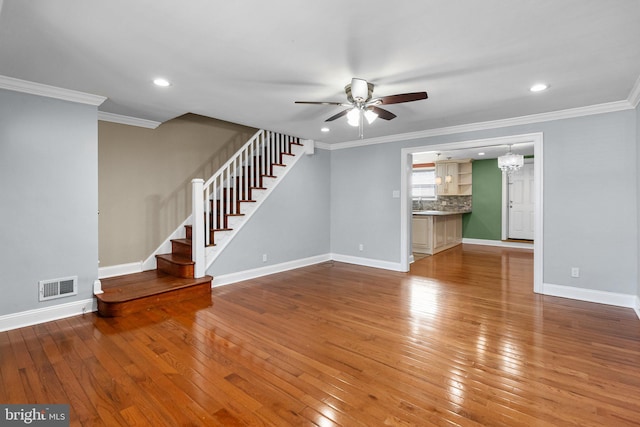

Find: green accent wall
<box><xmin>462</xmin><ymin>158</ymin><xmax>502</xmax><ymax>240</ymax></box>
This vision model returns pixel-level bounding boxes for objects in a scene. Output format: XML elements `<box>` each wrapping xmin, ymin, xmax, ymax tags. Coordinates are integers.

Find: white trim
<box><xmin>314</xmin><ymin>141</ymin><xmax>332</xmax><ymax>150</ymax></box>
<box><xmin>628</xmin><ymin>74</ymin><xmax>640</xmax><ymax>108</ymax></box>
<box><xmin>214</xmin><ymin>253</ymin><xmax>404</xmax><ymax>288</ymax></box>
<box><xmin>325</xmin><ymin>100</ymin><xmax>632</xmax><ymax>151</ymax></box>
<box><xmin>462</xmin><ymin>238</ymin><xmax>533</xmax><ymax>250</ymax></box>
<box><xmin>303</xmin><ymin>139</ymin><xmax>315</xmax><ymax>155</ymax></box>
<box><xmin>542</xmin><ymin>283</ymin><xmax>638</xmax><ymax>312</ymax></box>
<box><xmin>635</xmin><ymin>297</ymin><xmax>640</xmax><ymax>320</ymax></box>
<box><xmin>532</xmin><ymin>135</ymin><xmax>544</xmax><ymax>293</ymax></box>
<box><xmin>0</xmin><ymin>75</ymin><xmax>106</xmax><ymax>106</ymax></box>
<box><xmin>0</xmin><ymin>298</ymin><xmax>97</xmax><ymax>332</ymax></box>
<box><xmin>98</xmin><ymin>111</ymin><xmax>161</xmax><ymax>129</ymax></box>
<box><xmin>501</xmin><ymin>172</ymin><xmax>509</xmax><ymax>240</ymax></box>
<box><xmin>400</xmin><ymin>132</ymin><xmax>543</xmax><ymax>294</ymax></box>
<box><xmin>213</xmin><ymin>254</ymin><xmax>331</xmax><ymax>287</ymax></box>
<box><xmin>98</xmin><ymin>261</ymin><xmax>143</xmax><ymax>279</ymax></box>
<box><xmin>330</xmin><ymin>253</ymin><xmax>405</xmax><ymax>272</ymax></box>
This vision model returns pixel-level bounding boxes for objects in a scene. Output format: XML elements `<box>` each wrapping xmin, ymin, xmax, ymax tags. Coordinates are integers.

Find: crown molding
<box><xmin>0</xmin><ymin>75</ymin><xmax>106</xmax><ymax>106</ymax></box>
<box><xmin>98</xmin><ymin>111</ymin><xmax>161</xmax><ymax>129</ymax></box>
<box><xmin>326</xmin><ymin>99</ymin><xmax>634</xmax><ymax>150</ymax></box>
<box><xmin>627</xmin><ymin>74</ymin><xmax>640</xmax><ymax>108</ymax></box>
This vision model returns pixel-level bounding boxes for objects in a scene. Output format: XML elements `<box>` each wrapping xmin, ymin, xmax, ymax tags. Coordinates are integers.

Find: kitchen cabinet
<box><xmin>412</xmin><ymin>212</ymin><xmax>464</xmax><ymax>255</ymax></box>
<box><xmin>412</xmin><ymin>216</ymin><xmax>432</xmax><ymax>253</ymax></box>
<box><xmin>435</xmin><ymin>159</ymin><xmax>472</xmax><ymax>196</ymax></box>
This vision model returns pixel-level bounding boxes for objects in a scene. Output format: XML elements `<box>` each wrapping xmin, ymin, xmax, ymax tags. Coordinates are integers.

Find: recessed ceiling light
<box><xmin>530</xmin><ymin>83</ymin><xmax>548</xmax><ymax>92</ymax></box>
<box><xmin>478</xmin><ymin>152</ymin><xmax>485</xmax><ymax>156</ymax></box>
<box><xmin>153</xmin><ymin>78</ymin><xmax>171</xmax><ymax>87</ymax></box>
<box><xmin>321</xmin><ymin>127</ymin><xmax>330</xmax><ymax>132</ymax></box>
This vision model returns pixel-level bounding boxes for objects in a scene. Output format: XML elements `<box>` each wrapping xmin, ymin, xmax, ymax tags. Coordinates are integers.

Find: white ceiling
<box><xmin>1</xmin><ymin>1</ymin><xmax>639</xmax><ymax>145</ymax></box>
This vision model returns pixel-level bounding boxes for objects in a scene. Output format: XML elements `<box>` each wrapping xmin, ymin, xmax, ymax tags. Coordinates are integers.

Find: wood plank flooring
<box><xmin>2</xmin><ymin>244</ymin><xmax>640</xmax><ymax>426</ymax></box>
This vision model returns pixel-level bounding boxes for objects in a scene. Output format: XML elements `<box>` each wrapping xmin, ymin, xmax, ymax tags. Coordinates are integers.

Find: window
<box><xmin>412</xmin><ymin>167</ymin><xmax>436</xmax><ymax>200</ymax></box>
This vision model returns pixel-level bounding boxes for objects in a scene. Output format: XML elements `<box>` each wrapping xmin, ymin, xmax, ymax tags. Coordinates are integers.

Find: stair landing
<box><xmin>96</xmin><ymin>270</ymin><xmax>213</xmax><ymax>317</ymax></box>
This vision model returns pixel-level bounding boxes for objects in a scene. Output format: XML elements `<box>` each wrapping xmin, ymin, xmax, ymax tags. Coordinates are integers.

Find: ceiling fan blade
<box><xmin>295</xmin><ymin>101</ymin><xmax>345</xmax><ymax>106</ymax></box>
<box><xmin>378</xmin><ymin>92</ymin><xmax>428</xmax><ymax>105</ymax></box>
<box><xmin>370</xmin><ymin>106</ymin><xmax>397</xmax><ymax>120</ymax></box>
<box><xmin>325</xmin><ymin>109</ymin><xmax>351</xmax><ymax>122</ymax></box>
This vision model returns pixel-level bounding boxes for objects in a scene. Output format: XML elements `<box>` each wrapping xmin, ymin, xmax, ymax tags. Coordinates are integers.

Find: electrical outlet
<box><xmin>571</xmin><ymin>267</ymin><xmax>580</xmax><ymax>278</ymax></box>
<box><xmin>359</xmin><ymin>243</ymin><xmax>364</xmax><ymax>251</ymax></box>
<box><xmin>262</xmin><ymin>254</ymin><xmax>267</xmax><ymax>262</ymax></box>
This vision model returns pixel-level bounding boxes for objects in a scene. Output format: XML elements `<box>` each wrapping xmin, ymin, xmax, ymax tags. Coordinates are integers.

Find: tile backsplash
<box><xmin>413</xmin><ymin>195</ymin><xmax>472</xmax><ymax>211</ymax></box>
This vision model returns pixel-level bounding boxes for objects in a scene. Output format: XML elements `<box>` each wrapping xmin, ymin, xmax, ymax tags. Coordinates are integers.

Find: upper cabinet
<box><xmin>435</xmin><ymin>159</ymin><xmax>472</xmax><ymax>196</ymax></box>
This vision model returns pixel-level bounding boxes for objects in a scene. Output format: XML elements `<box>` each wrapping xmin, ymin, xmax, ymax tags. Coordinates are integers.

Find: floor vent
<box><xmin>39</xmin><ymin>276</ymin><xmax>78</xmax><ymax>301</ymax></box>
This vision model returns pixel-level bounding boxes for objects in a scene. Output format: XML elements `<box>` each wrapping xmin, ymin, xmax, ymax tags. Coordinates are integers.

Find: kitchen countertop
<box><xmin>412</xmin><ymin>210</ymin><xmax>471</xmax><ymax>216</ymax></box>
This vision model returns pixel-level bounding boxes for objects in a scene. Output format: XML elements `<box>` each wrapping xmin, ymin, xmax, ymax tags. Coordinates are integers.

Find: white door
<box><xmin>508</xmin><ymin>162</ymin><xmax>534</xmax><ymax>240</ymax></box>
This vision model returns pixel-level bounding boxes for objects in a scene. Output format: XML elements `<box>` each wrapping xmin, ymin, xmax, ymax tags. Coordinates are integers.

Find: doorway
<box><xmin>502</xmin><ymin>159</ymin><xmax>535</xmax><ymax>241</ymax></box>
<box><xmin>400</xmin><ymin>132</ymin><xmax>543</xmax><ymax>293</ymax></box>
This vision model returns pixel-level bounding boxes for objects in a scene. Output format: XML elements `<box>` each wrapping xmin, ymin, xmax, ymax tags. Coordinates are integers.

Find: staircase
<box><xmin>96</xmin><ymin>130</ymin><xmax>305</xmax><ymax>317</ymax></box>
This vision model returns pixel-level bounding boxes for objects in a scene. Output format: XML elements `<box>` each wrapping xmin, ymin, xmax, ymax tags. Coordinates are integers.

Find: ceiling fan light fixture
<box><xmin>364</xmin><ymin>109</ymin><xmax>378</xmax><ymax>124</ymax></box>
<box><xmin>346</xmin><ymin>108</ymin><xmax>360</xmax><ymax>127</ymax></box>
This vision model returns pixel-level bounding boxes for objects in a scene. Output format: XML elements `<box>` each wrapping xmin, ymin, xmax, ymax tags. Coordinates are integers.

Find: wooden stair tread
<box><xmin>172</xmin><ymin>238</ymin><xmax>191</xmax><ymax>245</ymax></box>
<box><xmin>97</xmin><ymin>270</ymin><xmax>212</xmax><ymax>303</ymax></box>
<box><xmin>156</xmin><ymin>253</ymin><xmax>193</xmax><ymax>265</ymax></box>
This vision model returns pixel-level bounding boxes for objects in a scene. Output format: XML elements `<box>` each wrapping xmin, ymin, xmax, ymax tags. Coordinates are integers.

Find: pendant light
<box><xmin>434</xmin><ymin>153</ymin><xmax>442</xmax><ymax>185</ymax></box>
<box><xmin>498</xmin><ymin>145</ymin><xmax>524</xmax><ymax>174</ymax></box>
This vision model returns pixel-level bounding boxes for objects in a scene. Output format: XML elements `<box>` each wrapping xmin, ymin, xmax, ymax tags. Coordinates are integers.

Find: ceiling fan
<box><xmin>295</xmin><ymin>78</ymin><xmax>428</xmax><ymax>138</ymax></box>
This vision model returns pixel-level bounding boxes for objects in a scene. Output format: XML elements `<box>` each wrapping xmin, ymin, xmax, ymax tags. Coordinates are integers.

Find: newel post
<box><xmin>191</xmin><ymin>178</ymin><xmax>205</xmax><ymax>278</ymax></box>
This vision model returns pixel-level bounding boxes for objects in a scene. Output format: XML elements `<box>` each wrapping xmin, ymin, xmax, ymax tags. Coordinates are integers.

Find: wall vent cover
<box><xmin>39</xmin><ymin>276</ymin><xmax>78</xmax><ymax>301</ymax></box>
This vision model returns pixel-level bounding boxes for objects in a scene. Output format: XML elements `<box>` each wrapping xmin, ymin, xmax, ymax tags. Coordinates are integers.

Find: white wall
<box><xmin>0</xmin><ymin>89</ymin><xmax>98</xmax><ymax>316</ymax></box>
<box><xmin>330</xmin><ymin>110</ymin><xmax>638</xmax><ymax>296</ymax></box>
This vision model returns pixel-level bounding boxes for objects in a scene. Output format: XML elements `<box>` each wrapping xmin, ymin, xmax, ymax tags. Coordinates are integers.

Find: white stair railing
<box><xmin>191</xmin><ymin>129</ymin><xmax>300</xmax><ymax>278</ymax></box>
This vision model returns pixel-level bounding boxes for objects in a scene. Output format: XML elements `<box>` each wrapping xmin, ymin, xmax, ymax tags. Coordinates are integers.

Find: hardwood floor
<box><xmin>2</xmin><ymin>244</ymin><xmax>640</xmax><ymax>426</ymax></box>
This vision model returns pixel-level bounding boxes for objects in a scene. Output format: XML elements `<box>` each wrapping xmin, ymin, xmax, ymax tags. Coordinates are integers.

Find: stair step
<box><xmin>156</xmin><ymin>253</ymin><xmax>195</xmax><ymax>279</ymax></box>
<box><xmin>96</xmin><ymin>270</ymin><xmax>213</xmax><ymax>317</ymax></box>
<box><xmin>171</xmin><ymin>238</ymin><xmax>192</xmax><ymax>257</ymax></box>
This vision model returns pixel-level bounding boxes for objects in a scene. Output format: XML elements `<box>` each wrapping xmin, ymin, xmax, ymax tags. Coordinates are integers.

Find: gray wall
<box><xmin>209</xmin><ymin>148</ymin><xmax>331</xmax><ymax>275</ymax></box>
<box><xmin>330</xmin><ymin>143</ymin><xmax>402</xmax><ymax>262</ymax></box>
<box><xmin>330</xmin><ymin>110</ymin><xmax>638</xmax><ymax>295</ymax></box>
<box><xmin>0</xmin><ymin>89</ymin><xmax>98</xmax><ymax>315</ymax></box>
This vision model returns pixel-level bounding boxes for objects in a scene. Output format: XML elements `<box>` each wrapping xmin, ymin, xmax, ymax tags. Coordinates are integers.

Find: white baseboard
<box><xmin>330</xmin><ymin>253</ymin><xmax>405</xmax><ymax>272</ymax></box>
<box><xmin>212</xmin><ymin>254</ymin><xmax>331</xmax><ymax>287</ymax></box>
<box><xmin>463</xmin><ymin>238</ymin><xmax>534</xmax><ymax>250</ymax></box>
<box><xmin>542</xmin><ymin>282</ymin><xmax>639</xmax><ymax>317</ymax></box>
<box><xmin>98</xmin><ymin>261</ymin><xmax>143</xmax><ymax>279</ymax></box>
<box><xmin>0</xmin><ymin>298</ymin><xmax>97</xmax><ymax>332</ymax></box>
<box><xmin>213</xmin><ymin>252</ymin><xmax>406</xmax><ymax>287</ymax></box>
<box><xmin>635</xmin><ymin>296</ymin><xmax>640</xmax><ymax>320</ymax></box>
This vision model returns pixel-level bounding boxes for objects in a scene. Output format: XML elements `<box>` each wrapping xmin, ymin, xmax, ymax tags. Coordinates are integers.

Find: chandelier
<box><xmin>497</xmin><ymin>145</ymin><xmax>524</xmax><ymax>174</ymax></box>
